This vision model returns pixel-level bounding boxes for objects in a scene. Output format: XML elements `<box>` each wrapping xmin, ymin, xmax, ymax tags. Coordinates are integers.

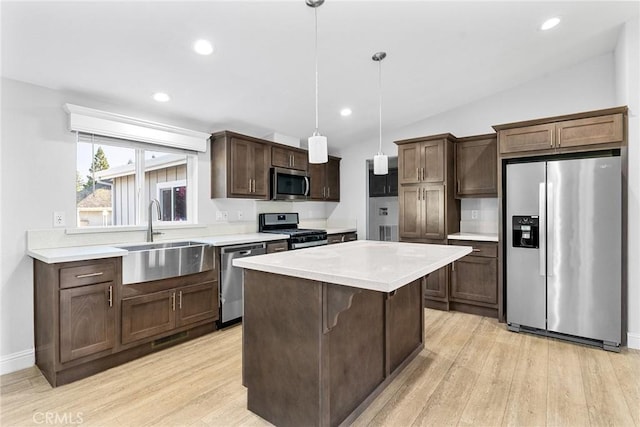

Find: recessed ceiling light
<box><xmin>194</xmin><ymin>39</ymin><xmax>214</xmax><ymax>55</ymax></box>
<box><xmin>540</xmin><ymin>17</ymin><xmax>561</xmax><ymax>31</ymax></box>
<box><xmin>153</xmin><ymin>92</ymin><xmax>170</xmax><ymax>102</ymax></box>
<box><xmin>340</xmin><ymin>108</ymin><xmax>352</xmax><ymax>117</ymax></box>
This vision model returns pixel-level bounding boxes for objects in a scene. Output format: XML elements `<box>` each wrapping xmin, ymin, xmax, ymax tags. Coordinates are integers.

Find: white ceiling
<box><xmin>2</xmin><ymin>1</ymin><xmax>638</xmax><ymax>150</ymax></box>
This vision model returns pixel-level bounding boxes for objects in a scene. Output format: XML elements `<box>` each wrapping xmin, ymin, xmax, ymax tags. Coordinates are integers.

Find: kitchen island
<box><xmin>233</xmin><ymin>240</ymin><xmax>471</xmax><ymax>427</ymax></box>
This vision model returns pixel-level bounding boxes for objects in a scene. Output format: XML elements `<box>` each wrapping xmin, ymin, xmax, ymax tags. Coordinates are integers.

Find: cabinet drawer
<box><xmin>60</xmin><ymin>262</ymin><xmax>116</xmax><ymax>289</ymax></box>
<box><xmin>267</xmin><ymin>241</ymin><xmax>288</xmax><ymax>253</ymax></box>
<box><xmin>449</xmin><ymin>240</ymin><xmax>497</xmax><ymax>258</ymax></box>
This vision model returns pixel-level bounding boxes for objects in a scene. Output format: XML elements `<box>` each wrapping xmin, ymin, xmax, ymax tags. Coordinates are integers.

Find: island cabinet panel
<box><xmin>387</xmin><ymin>279</ymin><xmax>423</xmax><ymax>373</ymax></box>
<box><xmin>243</xmin><ymin>270</ymin><xmax>424</xmax><ymax>427</ymax></box>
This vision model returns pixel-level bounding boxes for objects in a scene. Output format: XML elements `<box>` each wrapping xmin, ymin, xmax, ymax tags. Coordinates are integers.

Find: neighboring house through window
<box><xmin>76</xmin><ymin>136</ymin><xmax>197</xmax><ymax>227</ymax></box>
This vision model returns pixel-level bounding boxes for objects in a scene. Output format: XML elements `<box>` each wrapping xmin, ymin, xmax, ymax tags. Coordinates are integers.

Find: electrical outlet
<box><xmin>222</xmin><ymin>211</ymin><xmax>229</xmax><ymax>221</ymax></box>
<box><xmin>471</xmin><ymin>210</ymin><xmax>479</xmax><ymax>220</ymax></box>
<box><xmin>215</xmin><ymin>211</ymin><xmax>222</xmax><ymax>221</ymax></box>
<box><xmin>53</xmin><ymin>211</ymin><xmax>66</xmax><ymax>227</ymax></box>
<box><xmin>237</xmin><ymin>211</ymin><xmax>244</xmax><ymax>220</ymax></box>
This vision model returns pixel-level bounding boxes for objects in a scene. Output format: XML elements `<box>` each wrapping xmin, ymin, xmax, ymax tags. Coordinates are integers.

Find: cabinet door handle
<box><xmin>327</xmin><ymin>187</ymin><xmax>330</xmax><ymax>198</ymax></box>
<box><xmin>172</xmin><ymin>292</ymin><xmax>176</xmax><ymax>311</ymax></box>
<box><xmin>323</xmin><ymin>187</ymin><xmax>326</xmax><ymax>198</ymax></box>
<box><xmin>556</xmin><ymin>128</ymin><xmax>561</xmax><ymax>147</ymax></box>
<box><xmin>416</xmin><ymin>168</ymin><xmax>420</xmax><ymax>181</ymax></box>
<box><xmin>108</xmin><ymin>285</ymin><xmax>113</xmax><ymax>307</ymax></box>
<box><xmin>76</xmin><ymin>271</ymin><xmax>103</xmax><ymax>279</ymax></box>
<box><xmin>550</xmin><ymin>128</ymin><xmax>555</xmax><ymax>147</ymax></box>
<box><xmin>292</xmin><ymin>155</ymin><xmax>295</xmax><ymax>167</ymax></box>
<box><xmin>472</xmin><ymin>248</ymin><xmax>481</xmax><ymax>252</ymax></box>
<box><xmin>178</xmin><ymin>291</ymin><xmax>183</xmax><ymax>309</ymax></box>
<box><xmin>274</xmin><ymin>247</ymin><xmax>286</xmax><ymax>252</ymax></box>
<box><xmin>388</xmin><ymin>185</ymin><xmax>391</xmax><ymax>193</ymax></box>
<box><xmin>421</xmin><ymin>168</ymin><xmax>425</xmax><ymax>181</ymax></box>
<box><xmin>452</xmin><ymin>261</ymin><xmax>455</xmax><ymax>271</ymax></box>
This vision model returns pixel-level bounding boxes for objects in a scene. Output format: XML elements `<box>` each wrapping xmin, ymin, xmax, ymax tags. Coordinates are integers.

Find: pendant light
<box><xmin>307</xmin><ymin>0</ymin><xmax>328</xmax><ymax>164</ymax></box>
<box><xmin>372</xmin><ymin>51</ymin><xmax>388</xmax><ymax>175</ymax></box>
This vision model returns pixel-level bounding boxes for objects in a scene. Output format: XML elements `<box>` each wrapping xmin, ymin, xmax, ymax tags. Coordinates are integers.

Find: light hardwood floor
<box><xmin>2</xmin><ymin>309</ymin><xmax>639</xmax><ymax>426</ymax></box>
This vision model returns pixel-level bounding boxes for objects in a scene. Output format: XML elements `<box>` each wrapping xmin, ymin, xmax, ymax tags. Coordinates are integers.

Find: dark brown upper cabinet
<box><xmin>210</xmin><ymin>131</ymin><xmax>271</xmax><ymax>200</ymax></box>
<box><xmin>309</xmin><ymin>156</ymin><xmax>340</xmax><ymax>201</ymax></box>
<box><xmin>369</xmin><ymin>168</ymin><xmax>398</xmax><ymax>197</ymax></box>
<box><xmin>454</xmin><ymin>134</ymin><xmax>497</xmax><ymax>198</ymax></box>
<box><xmin>271</xmin><ymin>146</ymin><xmax>308</xmax><ymax>171</ymax></box>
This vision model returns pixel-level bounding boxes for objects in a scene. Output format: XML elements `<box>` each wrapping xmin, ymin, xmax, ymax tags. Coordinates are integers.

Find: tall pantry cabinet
<box><xmin>396</xmin><ymin>134</ymin><xmax>460</xmax><ymax>309</ymax></box>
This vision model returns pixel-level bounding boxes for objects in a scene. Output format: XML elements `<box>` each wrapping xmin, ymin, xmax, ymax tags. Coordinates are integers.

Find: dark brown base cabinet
<box><xmin>327</xmin><ymin>232</ymin><xmax>357</xmax><ymax>245</ymax></box>
<box><xmin>34</xmin><ymin>258</ymin><xmax>218</xmax><ymax>387</ymax></box>
<box><xmin>449</xmin><ymin>240</ymin><xmax>498</xmax><ymax>318</ymax></box>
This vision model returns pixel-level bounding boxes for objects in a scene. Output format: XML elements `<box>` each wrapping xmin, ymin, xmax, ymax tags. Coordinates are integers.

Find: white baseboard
<box><xmin>0</xmin><ymin>349</ymin><xmax>35</xmax><ymax>375</ymax></box>
<box><xmin>628</xmin><ymin>332</ymin><xmax>640</xmax><ymax>350</ymax></box>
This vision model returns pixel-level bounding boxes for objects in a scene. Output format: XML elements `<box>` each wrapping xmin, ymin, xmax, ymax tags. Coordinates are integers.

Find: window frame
<box><xmin>75</xmin><ymin>133</ymin><xmax>198</xmax><ymax>229</ymax></box>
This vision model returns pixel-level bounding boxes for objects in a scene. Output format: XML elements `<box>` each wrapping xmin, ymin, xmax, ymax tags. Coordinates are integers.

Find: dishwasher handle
<box><xmin>220</xmin><ymin>242</ymin><xmax>267</xmax><ymax>254</ymax></box>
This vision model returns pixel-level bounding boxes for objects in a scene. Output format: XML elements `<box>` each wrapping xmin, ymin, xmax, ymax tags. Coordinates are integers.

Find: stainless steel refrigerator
<box><xmin>506</xmin><ymin>155</ymin><xmax>621</xmax><ymax>351</ymax></box>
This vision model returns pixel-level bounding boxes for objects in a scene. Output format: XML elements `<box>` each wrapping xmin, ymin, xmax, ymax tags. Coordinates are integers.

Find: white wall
<box><xmin>0</xmin><ymin>78</ymin><xmax>335</xmax><ymax>373</ymax></box>
<box><xmin>615</xmin><ymin>17</ymin><xmax>640</xmax><ymax>348</ymax></box>
<box><xmin>333</xmin><ymin>52</ymin><xmax>618</xmax><ymax>241</ymax></box>
<box><xmin>332</xmin><ymin>49</ymin><xmax>640</xmax><ymax>348</ymax></box>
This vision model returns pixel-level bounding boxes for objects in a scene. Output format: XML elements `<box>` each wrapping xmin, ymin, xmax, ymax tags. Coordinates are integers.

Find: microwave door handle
<box><xmin>304</xmin><ymin>176</ymin><xmax>310</xmax><ymax>196</ymax></box>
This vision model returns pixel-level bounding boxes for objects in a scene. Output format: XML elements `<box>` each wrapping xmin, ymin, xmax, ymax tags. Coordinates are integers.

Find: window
<box><xmin>157</xmin><ymin>180</ymin><xmax>187</xmax><ymax>221</ymax></box>
<box><xmin>76</xmin><ymin>134</ymin><xmax>197</xmax><ymax>228</ymax></box>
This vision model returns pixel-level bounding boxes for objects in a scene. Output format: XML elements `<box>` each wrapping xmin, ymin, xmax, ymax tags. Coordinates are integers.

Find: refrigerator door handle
<box><xmin>539</xmin><ymin>182</ymin><xmax>546</xmax><ymax>277</ymax></box>
<box><xmin>547</xmin><ymin>182</ymin><xmax>554</xmax><ymax>277</ymax></box>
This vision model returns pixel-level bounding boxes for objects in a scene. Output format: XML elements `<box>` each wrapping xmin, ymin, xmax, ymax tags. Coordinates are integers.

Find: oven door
<box><xmin>271</xmin><ymin>167</ymin><xmax>309</xmax><ymax>200</ymax></box>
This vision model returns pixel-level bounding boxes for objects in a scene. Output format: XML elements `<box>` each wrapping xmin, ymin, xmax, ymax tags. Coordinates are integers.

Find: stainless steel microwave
<box><xmin>271</xmin><ymin>167</ymin><xmax>310</xmax><ymax>201</ymax></box>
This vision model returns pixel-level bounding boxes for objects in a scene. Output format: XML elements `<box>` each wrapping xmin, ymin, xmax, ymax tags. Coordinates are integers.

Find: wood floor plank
<box><xmin>458</xmin><ymin>327</ymin><xmax>522</xmax><ymax>426</ymax></box>
<box><xmin>607</xmin><ymin>348</ymin><xmax>640</xmax><ymax>426</ymax></box>
<box><xmin>546</xmin><ymin>339</ymin><xmax>590</xmax><ymax>427</ymax></box>
<box><xmin>412</xmin><ymin>317</ymin><xmax>498</xmax><ymax>426</ymax></box>
<box><xmin>501</xmin><ymin>334</ymin><xmax>549</xmax><ymax>427</ymax></box>
<box><xmin>580</xmin><ymin>345</ymin><xmax>636</xmax><ymax>426</ymax></box>
<box><xmin>359</xmin><ymin>312</ymin><xmax>480</xmax><ymax>427</ymax></box>
<box><xmin>2</xmin><ymin>310</ymin><xmax>639</xmax><ymax>427</ymax></box>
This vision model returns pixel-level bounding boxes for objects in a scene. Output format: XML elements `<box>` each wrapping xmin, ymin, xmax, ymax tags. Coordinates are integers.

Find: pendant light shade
<box><xmin>372</xmin><ymin>51</ymin><xmax>388</xmax><ymax>175</ymax></box>
<box><xmin>309</xmin><ymin>133</ymin><xmax>328</xmax><ymax>164</ymax></box>
<box><xmin>307</xmin><ymin>0</ymin><xmax>328</xmax><ymax>164</ymax></box>
<box><xmin>374</xmin><ymin>153</ymin><xmax>388</xmax><ymax>175</ymax></box>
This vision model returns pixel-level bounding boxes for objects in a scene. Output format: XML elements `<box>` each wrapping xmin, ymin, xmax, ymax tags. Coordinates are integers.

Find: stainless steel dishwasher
<box><xmin>220</xmin><ymin>242</ymin><xmax>266</xmax><ymax>326</ymax></box>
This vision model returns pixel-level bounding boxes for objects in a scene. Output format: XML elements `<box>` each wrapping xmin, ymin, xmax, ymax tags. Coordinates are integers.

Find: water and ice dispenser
<box><xmin>512</xmin><ymin>215</ymin><xmax>539</xmax><ymax>248</ymax></box>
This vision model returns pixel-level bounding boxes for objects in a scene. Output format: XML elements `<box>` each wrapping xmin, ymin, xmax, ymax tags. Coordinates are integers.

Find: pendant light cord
<box><xmin>314</xmin><ymin>6</ymin><xmax>319</xmax><ymax>134</ymax></box>
<box><xmin>378</xmin><ymin>57</ymin><xmax>382</xmax><ymax>153</ymax></box>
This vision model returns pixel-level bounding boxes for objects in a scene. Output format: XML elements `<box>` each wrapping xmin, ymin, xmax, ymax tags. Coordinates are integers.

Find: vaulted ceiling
<box><xmin>2</xmin><ymin>1</ymin><xmax>637</xmax><ymax>148</ymax></box>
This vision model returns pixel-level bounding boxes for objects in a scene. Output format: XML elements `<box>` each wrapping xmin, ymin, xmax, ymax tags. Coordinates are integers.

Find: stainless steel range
<box><xmin>259</xmin><ymin>213</ymin><xmax>327</xmax><ymax>249</ymax></box>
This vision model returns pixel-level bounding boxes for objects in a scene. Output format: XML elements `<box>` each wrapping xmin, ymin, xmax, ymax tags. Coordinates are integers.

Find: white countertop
<box><xmin>447</xmin><ymin>232</ymin><xmax>498</xmax><ymax>242</ymax></box>
<box><xmin>28</xmin><ymin>233</ymin><xmax>290</xmax><ymax>264</ymax></box>
<box><xmin>27</xmin><ymin>245</ymin><xmax>129</xmax><ymax>264</ymax></box>
<box><xmin>192</xmin><ymin>233</ymin><xmax>289</xmax><ymax>247</ymax></box>
<box><xmin>233</xmin><ymin>240</ymin><xmax>472</xmax><ymax>293</ymax></box>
